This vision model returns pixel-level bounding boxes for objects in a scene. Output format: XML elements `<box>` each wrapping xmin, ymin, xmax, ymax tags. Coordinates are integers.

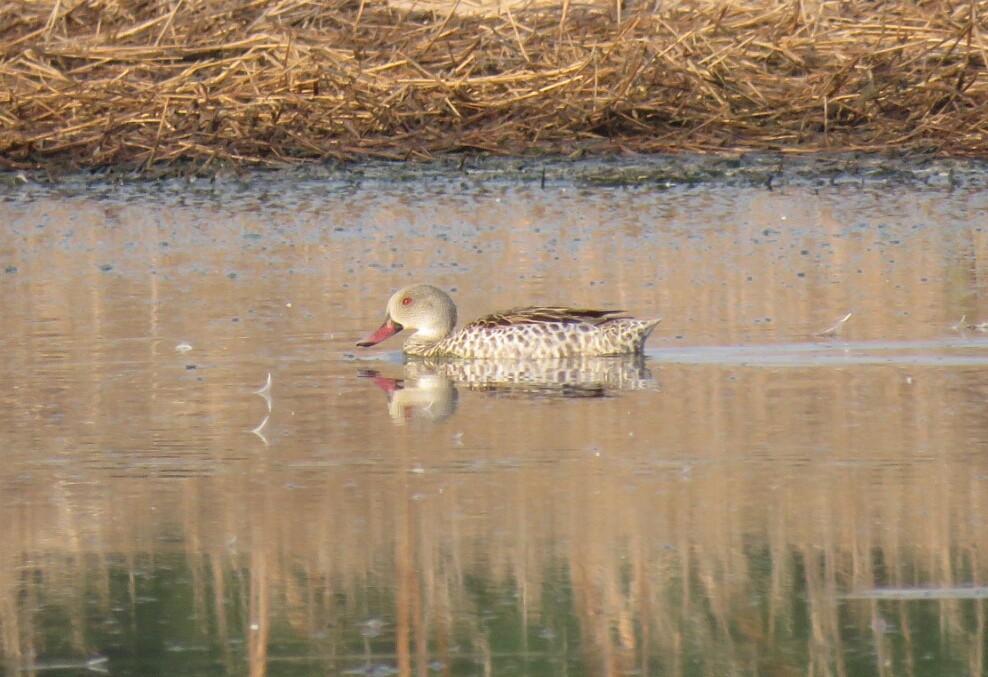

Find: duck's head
<box><xmin>357</xmin><ymin>284</ymin><xmax>458</xmax><ymax>348</ymax></box>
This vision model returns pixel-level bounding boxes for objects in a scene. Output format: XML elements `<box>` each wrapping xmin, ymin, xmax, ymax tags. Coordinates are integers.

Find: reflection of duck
<box><xmin>358</xmin><ymin>284</ymin><xmax>660</xmax><ymax>359</ymax></box>
<box><xmin>410</xmin><ymin>355</ymin><xmax>658</xmax><ymax>396</ymax></box>
<box><xmin>361</xmin><ymin>355</ymin><xmax>657</xmax><ymax>423</ymax></box>
<box><xmin>359</xmin><ymin>368</ymin><xmax>458</xmax><ymax>424</ymax></box>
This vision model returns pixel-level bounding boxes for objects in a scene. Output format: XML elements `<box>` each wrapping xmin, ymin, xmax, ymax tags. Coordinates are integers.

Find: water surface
<box><xmin>1</xmin><ymin>162</ymin><xmax>987</xmax><ymax>676</ymax></box>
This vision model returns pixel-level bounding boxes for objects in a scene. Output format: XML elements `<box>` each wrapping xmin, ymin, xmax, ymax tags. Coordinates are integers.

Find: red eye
<box><xmin>402</xmin><ymin>297</ymin><xmax>412</xmax><ymax>306</ymax></box>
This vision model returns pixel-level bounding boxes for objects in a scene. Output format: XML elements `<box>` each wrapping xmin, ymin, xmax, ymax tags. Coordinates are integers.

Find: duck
<box><xmin>357</xmin><ymin>284</ymin><xmax>660</xmax><ymax>359</ymax></box>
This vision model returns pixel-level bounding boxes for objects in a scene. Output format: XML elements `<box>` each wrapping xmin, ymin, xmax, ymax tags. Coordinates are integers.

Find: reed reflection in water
<box><xmin>0</xmin><ymin>172</ymin><xmax>987</xmax><ymax>676</ymax></box>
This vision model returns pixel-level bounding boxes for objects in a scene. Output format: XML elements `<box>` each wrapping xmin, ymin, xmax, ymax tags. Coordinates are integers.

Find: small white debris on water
<box><xmin>254</xmin><ymin>372</ymin><xmax>273</xmax><ymax>397</ymax></box>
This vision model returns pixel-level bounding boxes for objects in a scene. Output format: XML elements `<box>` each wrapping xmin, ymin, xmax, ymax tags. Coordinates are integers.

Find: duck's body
<box><xmin>357</xmin><ymin>284</ymin><xmax>660</xmax><ymax>359</ymax></box>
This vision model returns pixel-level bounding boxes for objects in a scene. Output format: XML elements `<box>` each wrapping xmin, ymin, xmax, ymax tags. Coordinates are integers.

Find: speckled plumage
<box><xmin>358</xmin><ymin>284</ymin><xmax>660</xmax><ymax>358</ymax></box>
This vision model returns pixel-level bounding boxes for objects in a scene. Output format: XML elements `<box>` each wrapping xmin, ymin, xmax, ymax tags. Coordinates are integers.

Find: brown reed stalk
<box><xmin>0</xmin><ymin>0</ymin><xmax>985</xmax><ymax>172</ymax></box>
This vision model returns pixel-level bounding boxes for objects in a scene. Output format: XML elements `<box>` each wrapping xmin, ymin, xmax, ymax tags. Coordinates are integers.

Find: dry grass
<box><xmin>1</xmin><ymin>0</ymin><xmax>986</xmax><ymax>172</ymax></box>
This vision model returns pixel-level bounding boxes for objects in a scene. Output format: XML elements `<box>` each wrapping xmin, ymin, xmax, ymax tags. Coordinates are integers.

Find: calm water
<box><xmin>1</xmin><ymin>161</ymin><xmax>988</xmax><ymax>676</ymax></box>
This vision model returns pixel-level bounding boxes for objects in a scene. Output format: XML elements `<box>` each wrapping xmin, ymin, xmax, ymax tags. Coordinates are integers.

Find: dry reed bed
<box><xmin>0</xmin><ymin>0</ymin><xmax>986</xmax><ymax>172</ymax></box>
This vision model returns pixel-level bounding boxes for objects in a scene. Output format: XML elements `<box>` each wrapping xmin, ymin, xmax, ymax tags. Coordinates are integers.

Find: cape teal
<box><xmin>358</xmin><ymin>284</ymin><xmax>660</xmax><ymax>359</ymax></box>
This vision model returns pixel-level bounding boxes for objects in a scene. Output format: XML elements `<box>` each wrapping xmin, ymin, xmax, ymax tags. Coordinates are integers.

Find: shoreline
<box><xmin>2</xmin><ymin>152</ymin><xmax>986</xmax><ymax>189</ymax></box>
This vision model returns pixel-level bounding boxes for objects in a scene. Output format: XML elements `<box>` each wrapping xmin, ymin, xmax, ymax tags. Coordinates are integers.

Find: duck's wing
<box><xmin>464</xmin><ymin>306</ymin><xmax>627</xmax><ymax>329</ymax></box>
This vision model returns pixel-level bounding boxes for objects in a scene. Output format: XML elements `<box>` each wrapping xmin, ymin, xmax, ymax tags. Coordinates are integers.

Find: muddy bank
<box><xmin>3</xmin><ymin>153</ymin><xmax>987</xmax><ymax>192</ymax></box>
<box><xmin>1</xmin><ymin>0</ymin><xmax>986</xmax><ymax>174</ymax></box>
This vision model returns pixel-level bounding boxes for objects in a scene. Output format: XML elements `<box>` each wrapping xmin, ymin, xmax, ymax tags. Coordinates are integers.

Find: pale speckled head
<box><xmin>357</xmin><ymin>284</ymin><xmax>457</xmax><ymax>348</ymax></box>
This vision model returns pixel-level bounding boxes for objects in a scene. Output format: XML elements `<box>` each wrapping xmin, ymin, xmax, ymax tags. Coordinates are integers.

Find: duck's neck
<box><xmin>404</xmin><ymin>331</ymin><xmax>450</xmax><ymax>357</ymax></box>
<box><xmin>404</xmin><ymin>308</ymin><xmax>456</xmax><ymax>354</ymax></box>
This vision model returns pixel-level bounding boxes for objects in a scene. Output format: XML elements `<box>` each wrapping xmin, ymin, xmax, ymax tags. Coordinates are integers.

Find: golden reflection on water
<box><xmin>0</xmin><ymin>176</ymin><xmax>987</xmax><ymax>675</ymax></box>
